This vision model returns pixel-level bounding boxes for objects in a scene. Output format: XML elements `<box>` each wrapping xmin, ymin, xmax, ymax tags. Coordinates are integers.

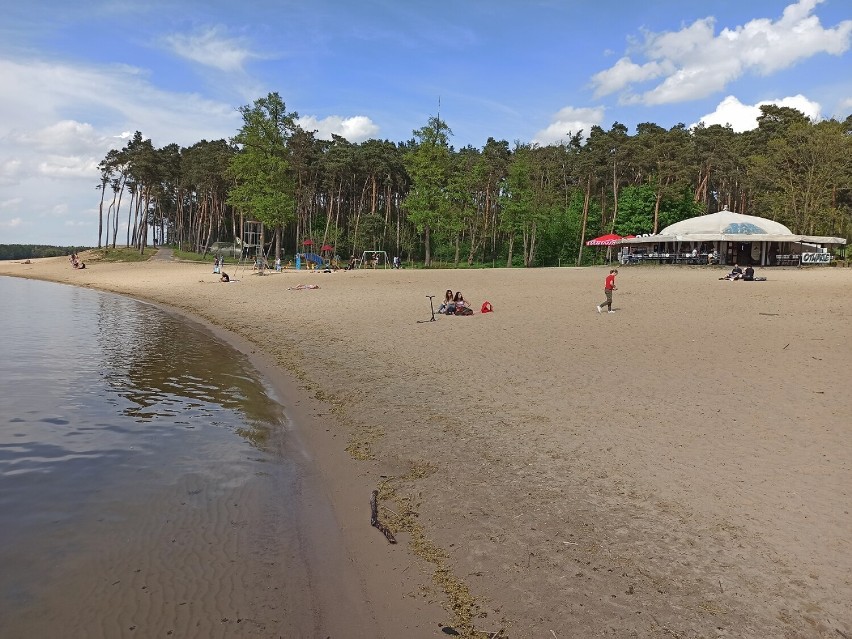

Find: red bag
<box><xmin>480</xmin><ymin>301</ymin><xmax>493</xmax><ymax>313</ymax></box>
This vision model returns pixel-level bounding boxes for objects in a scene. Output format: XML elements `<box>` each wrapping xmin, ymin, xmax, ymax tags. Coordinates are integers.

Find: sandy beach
<box><xmin>2</xmin><ymin>254</ymin><xmax>850</xmax><ymax>638</ymax></box>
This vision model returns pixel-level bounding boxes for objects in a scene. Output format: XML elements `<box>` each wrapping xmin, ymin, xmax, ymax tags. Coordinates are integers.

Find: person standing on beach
<box><xmin>596</xmin><ymin>269</ymin><xmax>618</xmax><ymax>314</ymax></box>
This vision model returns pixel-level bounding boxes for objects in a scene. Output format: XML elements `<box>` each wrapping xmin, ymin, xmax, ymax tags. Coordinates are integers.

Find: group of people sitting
<box><xmin>69</xmin><ymin>253</ymin><xmax>86</xmax><ymax>269</ymax></box>
<box><xmin>437</xmin><ymin>289</ymin><xmax>474</xmax><ymax>316</ymax></box>
<box><xmin>720</xmin><ymin>263</ymin><xmax>765</xmax><ymax>281</ymax></box>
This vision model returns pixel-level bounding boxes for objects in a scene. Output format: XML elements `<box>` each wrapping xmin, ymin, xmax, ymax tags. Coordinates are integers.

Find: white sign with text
<box><xmin>800</xmin><ymin>253</ymin><xmax>831</xmax><ymax>264</ymax></box>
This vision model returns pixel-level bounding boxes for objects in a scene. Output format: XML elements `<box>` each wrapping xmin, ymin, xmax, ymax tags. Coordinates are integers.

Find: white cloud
<box><xmin>0</xmin><ymin>217</ymin><xmax>22</xmax><ymax>228</ymax></box>
<box><xmin>0</xmin><ymin>56</ymin><xmax>240</xmax><ymax>245</ymax></box>
<box><xmin>532</xmin><ymin>106</ymin><xmax>605</xmax><ymax>144</ymax></box>
<box><xmin>297</xmin><ymin>115</ymin><xmax>380</xmax><ymax>143</ymax></box>
<box><xmin>163</xmin><ymin>27</ymin><xmax>259</xmax><ymax>73</ymax></box>
<box><xmin>9</xmin><ymin>120</ymin><xmax>110</xmax><ymax>154</ymax></box>
<box><xmin>0</xmin><ymin>160</ymin><xmax>23</xmax><ymax>186</ymax></box>
<box><xmin>38</xmin><ymin>155</ymin><xmax>101</xmax><ymax>179</ymax></box>
<box><xmin>0</xmin><ymin>197</ymin><xmax>22</xmax><ymax>209</ymax></box>
<box><xmin>0</xmin><ymin>59</ymin><xmax>239</xmax><ymax>149</ymax></box>
<box><xmin>693</xmin><ymin>94</ymin><xmax>822</xmax><ymax>132</ymax></box>
<box><xmin>590</xmin><ymin>57</ymin><xmax>669</xmax><ymax>98</ymax></box>
<box><xmin>592</xmin><ymin>0</ymin><xmax>852</xmax><ymax>105</ymax></box>
<box><xmin>0</xmin><ymin>57</ymin><xmax>240</xmax><ymax>188</ymax></box>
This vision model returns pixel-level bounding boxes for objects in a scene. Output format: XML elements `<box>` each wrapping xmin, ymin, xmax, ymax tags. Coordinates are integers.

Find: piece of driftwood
<box><xmin>370</xmin><ymin>489</ymin><xmax>397</xmax><ymax>544</ymax></box>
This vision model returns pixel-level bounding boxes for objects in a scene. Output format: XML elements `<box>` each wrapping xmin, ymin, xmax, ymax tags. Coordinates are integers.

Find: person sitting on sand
<box><xmin>453</xmin><ymin>291</ymin><xmax>473</xmax><ymax>315</ymax></box>
<box><xmin>220</xmin><ymin>272</ymin><xmax>230</xmax><ymax>282</ymax></box>
<box><xmin>721</xmin><ymin>264</ymin><xmax>743</xmax><ymax>280</ymax></box>
<box><xmin>288</xmin><ymin>284</ymin><xmax>319</xmax><ymax>290</ymax></box>
<box><xmin>743</xmin><ymin>266</ymin><xmax>755</xmax><ymax>281</ymax></box>
<box><xmin>446</xmin><ymin>291</ymin><xmax>457</xmax><ymax>315</ymax></box>
<box><xmin>438</xmin><ymin>289</ymin><xmax>454</xmax><ymax>314</ymax></box>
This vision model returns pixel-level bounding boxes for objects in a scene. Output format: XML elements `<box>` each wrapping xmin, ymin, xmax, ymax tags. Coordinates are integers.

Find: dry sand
<box><xmin>2</xmin><ymin>254</ymin><xmax>850</xmax><ymax>638</ymax></box>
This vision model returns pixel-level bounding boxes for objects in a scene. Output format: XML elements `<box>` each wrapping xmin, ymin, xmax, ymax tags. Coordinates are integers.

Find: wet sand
<box><xmin>2</xmin><ymin>255</ymin><xmax>851</xmax><ymax>638</ymax></box>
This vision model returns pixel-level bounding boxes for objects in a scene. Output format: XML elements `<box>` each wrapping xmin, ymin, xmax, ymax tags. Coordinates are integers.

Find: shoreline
<box><xmin>2</xmin><ymin>260</ymin><xmax>446</xmax><ymax>638</ymax></box>
<box><xmin>141</xmin><ymin>289</ymin><xmax>447</xmax><ymax>637</ymax></box>
<box><xmin>2</xmin><ymin>254</ymin><xmax>851</xmax><ymax>637</ymax></box>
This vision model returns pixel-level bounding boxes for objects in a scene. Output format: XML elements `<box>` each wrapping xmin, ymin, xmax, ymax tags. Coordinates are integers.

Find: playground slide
<box><xmin>304</xmin><ymin>253</ymin><xmax>325</xmax><ymax>266</ymax></box>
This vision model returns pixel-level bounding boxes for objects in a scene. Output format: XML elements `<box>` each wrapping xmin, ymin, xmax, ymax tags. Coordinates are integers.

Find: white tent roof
<box><xmin>661</xmin><ymin>210</ymin><xmax>793</xmax><ymax>237</ymax></box>
<box><xmin>619</xmin><ymin>210</ymin><xmax>846</xmax><ymax>245</ymax></box>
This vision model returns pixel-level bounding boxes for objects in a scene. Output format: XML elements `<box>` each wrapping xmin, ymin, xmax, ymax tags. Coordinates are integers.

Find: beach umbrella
<box><xmin>302</xmin><ymin>239</ymin><xmax>314</xmax><ymax>246</ymax></box>
<box><xmin>320</xmin><ymin>244</ymin><xmax>334</xmax><ymax>252</ymax></box>
<box><xmin>586</xmin><ymin>233</ymin><xmax>623</xmax><ymax>246</ymax></box>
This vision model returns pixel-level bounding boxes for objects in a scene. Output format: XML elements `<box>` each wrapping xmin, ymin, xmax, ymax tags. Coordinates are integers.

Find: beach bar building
<box><xmin>618</xmin><ymin>208</ymin><xmax>846</xmax><ymax>266</ymax></box>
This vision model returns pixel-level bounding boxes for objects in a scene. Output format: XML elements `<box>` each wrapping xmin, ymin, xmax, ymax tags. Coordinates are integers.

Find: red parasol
<box><xmin>302</xmin><ymin>239</ymin><xmax>314</xmax><ymax>246</ymax></box>
<box><xmin>585</xmin><ymin>233</ymin><xmax>622</xmax><ymax>246</ymax></box>
<box><xmin>320</xmin><ymin>244</ymin><xmax>334</xmax><ymax>252</ymax></box>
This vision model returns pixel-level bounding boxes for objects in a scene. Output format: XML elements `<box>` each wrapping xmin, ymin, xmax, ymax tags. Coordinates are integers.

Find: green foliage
<box><xmin>403</xmin><ymin>116</ymin><xmax>454</xmax><ymax>265</ymax></box>
<box><xmin>227</xmin><ymin>93</ymin><xmax>298</xmax><ymax>229</ymax></box>
<box><xmin>91</xmin><ymin>247</ymin><xmax>151</xmax><ymax>262</ymax></box>
<box><xmin>171</xmin><ymin>249</ymin><xmax>208</xmax><ymax>262</ymax></box>
<box><xmin>614</xmin><ymin>184</ymin><xmax>656</xmax><ymax>236</ymax></box>
<box><xmin>0</xmin><ymin>245</ymin><xmax>86</xmax><ymax>260</ymax></box>
<box><xmin>92</xmin><ymin>99</ymin><xmax>851</xmax><ymax>269</ymax></box>
<box><xmin>533</xmin><ymin>189</ymin><xmax>589</xmax><ymax>266</ymax></box>
<box><xmin>613</xmin><ymin>185</ymin><xmax>703</xmax><ymax>237</ymax></box>
<box><xmin>403</xmin><ymin>118</ymin><xmax>453</xmax><ymax>230</ymax></box>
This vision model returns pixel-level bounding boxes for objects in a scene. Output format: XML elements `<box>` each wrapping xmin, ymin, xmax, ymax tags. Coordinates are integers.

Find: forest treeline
<box><xmin>0</xmin><ymin>245</ymin><xmax>84</xmax><ymax>260</ymax></box>
<box><xmin>95</xmin><ymin>93</ymin><xmax>851</xmax><ymax>267</ymax></box>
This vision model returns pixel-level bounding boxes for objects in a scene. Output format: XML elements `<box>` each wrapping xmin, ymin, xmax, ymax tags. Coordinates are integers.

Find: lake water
<box><xmin>0</xmin><ymin>276</ymin><xmax>309</xmax><ymax>636</ymax></box>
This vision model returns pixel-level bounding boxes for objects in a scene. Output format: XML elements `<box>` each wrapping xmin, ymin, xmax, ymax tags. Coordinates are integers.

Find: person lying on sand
<box><xmin>288</xmin><ymin>284</ymin><xmax>320</xmax><ymax>290</ymax></box>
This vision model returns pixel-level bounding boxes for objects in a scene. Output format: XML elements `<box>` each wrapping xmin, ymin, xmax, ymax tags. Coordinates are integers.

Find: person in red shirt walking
<box><xmin>596</xmin><ymin>268</ymin><xmax>618</xmax><ymax>314</ymax></box>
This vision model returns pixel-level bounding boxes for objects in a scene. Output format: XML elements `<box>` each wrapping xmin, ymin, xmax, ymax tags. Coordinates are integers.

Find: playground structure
<box><xmin>210</xmin><ymin>241</ymin><xmax>240</xmax><ymax>258</ymax></box>
<box><xmin>242</xmin><ymin>221</ymin><xmax>263</xmax><ymax>259</ymax></box>
<box><xmin>296</xmin><ymin>240</ymin><xmax>341</xmax><ymax>269</ymax></box>
<box><xmin>360</xmin><ymin>250</ymin><xmax>390</xmax><ymax>269</ymax></box>
<box><xmin>230</xmin><ymin>219</ymin><xmax>275</xmax><ymax>277</ymax></box>
<box><xmin>295</xmin><ymin>252</ymin><xmax>327</xmax><ymax>270</ymax></box>
<box><xmin>222</xmin><ymin>225</ymin><xmax>381</xmax><ymax>274</ymax></box>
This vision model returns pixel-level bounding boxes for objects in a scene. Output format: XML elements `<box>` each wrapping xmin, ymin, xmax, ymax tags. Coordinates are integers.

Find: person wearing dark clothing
<box><xmin>743</xmin><ymin>266</ymin><xmax>755</xmax><ymax>281</ymax></box>
<box><xmin>720</xmin><ymin>264</ymin><xmax>743</xmax><ymax>280</ymax></box>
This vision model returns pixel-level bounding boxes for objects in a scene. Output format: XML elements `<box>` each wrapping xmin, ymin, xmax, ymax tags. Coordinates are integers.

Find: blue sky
<box><xmin>1</xmin><ymin>0</ymin><xmax>850</xmax><ymax>247</ymax></box>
